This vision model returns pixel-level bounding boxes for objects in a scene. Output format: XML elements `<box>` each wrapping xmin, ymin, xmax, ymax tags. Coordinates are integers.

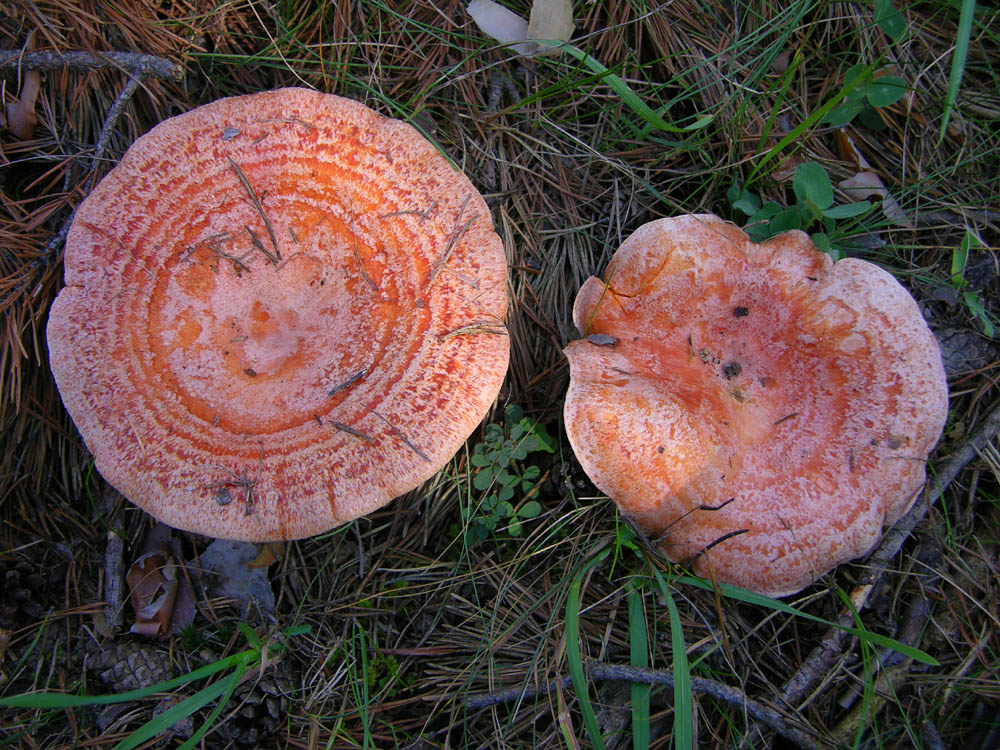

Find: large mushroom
<box><xmin>47</xmin><ymin>88</ymin><xmax>509</xmax><ymax>541</ymax></box>
<box><xmin>564</xmin><ymin>214</ymin><xmax>947</xmax><ymax>597</ymax></box>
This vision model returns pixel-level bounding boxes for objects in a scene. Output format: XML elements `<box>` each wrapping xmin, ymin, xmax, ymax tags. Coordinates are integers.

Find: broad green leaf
<box><xmin>821</xmin><ymin>201</ymin><xmax>871</xmax><ymax>219</ymax></box>
<box><xmin>533</xmin><ymin>426</ymin><xmax>556</xmax><ymax>454</ymax></box>
<box><xmin>769</xmin><ymin>206</ymin><xmax>805</xmax><ymax>234</ymax></box>
<box><xmin>875</xmin><ymin>0</ymin><xmax>907</xmax><ymax>41</ymax></box>
<box><xmin>793</xmin><ymin>163</ymin><xmax>833</xmax><ymax>209</ymax></box>
<box><xmin>953</xmin><ymin>229</ymin><xmax>979</xmax><ymax>286</ymax></box>
<box><xmin>866</xmin><ymin>76</ymin><xmax>906</xmax><ymax>108</ymax></box>
<box><xmin>519</xmin><ymin>500</ymin><xmax>542</xmax><ymax>518</ymax></box>
<box><xmin>811</xmin><ymin>232</ymin><xmax>832</xmax><ymax>254</ymax></box>
<box><xmin>824</xmin><ymin>101</ymin><xmax>865</xmax><ymax>128</ymax></box>
<box><xmin>473</xmin><ymin>469</ymin><xmax>494</xmax><ymax>491</ymax></box>
<box><xmin>237</xmin><ymin>622</ymin><xmax>261</xmax><ymax>649</ymax></box>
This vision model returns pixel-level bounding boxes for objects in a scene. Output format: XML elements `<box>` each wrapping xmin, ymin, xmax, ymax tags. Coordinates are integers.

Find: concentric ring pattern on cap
<box><xmin>47</xmin><ymin>88</ymin><xmax>509</xmax><ymax>541</ymax></box>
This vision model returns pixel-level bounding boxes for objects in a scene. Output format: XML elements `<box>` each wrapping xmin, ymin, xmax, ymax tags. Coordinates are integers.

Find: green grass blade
<box><xmin>116</xmin><ymin>665</ymin><xmax>246</xmax><ymax>750</ymax></box>
<box><xmin>627</xmin><ymin>583</ymin><xmax>650</xmax><ymax>750</ymax></box>
<box><xmin>0</xmin><ymin>650</ymin><xmax>257</xmax><ymax>709</ymax></box>
<box><xmin>746</xmin><ymin>67</ymin><xmax>870</xmax><ymax>187</ymax></box>
<box><xmin>939</xmin><ymin>0</ymin><xmax>977</xmax><ymax>142</ymax></box>
<box><xmin>557</xmin><ymin>44</ymin><xmax>713</xmax><ymax>135</ymax></box>
<box><xmin>663</xmin><ymin>590</ymin><xmax>692</xmax><ymax>750</ymax></box>
<box><xmin>676</xmin><ymin>576</ymin><xmax>939</xmax><ymax>665</ymax></box>
<box><xmin>566</xmin><ymin>569</ymin><xmax>606</xmax><ymax>750</ymax></box>
<box><xmin>177</xmin><ymin>661</ymin><xmax>250</xmax><ymax>750</ymax></box>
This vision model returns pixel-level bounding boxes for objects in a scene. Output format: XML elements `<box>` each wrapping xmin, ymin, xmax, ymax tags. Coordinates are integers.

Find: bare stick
<box><xmin>465</xmin><ymin>660</ymin><xmax>819</xmax><ymax>749</ymax></box>
<box><xmin>328</xmin><ymin>420</ymin><xmax>374</xmax><ymax>443</ymax></box>
<box><xmin>328</xmin><ymin>369</ymin><xmax>368</xmax><ymax>397</ymax></box>
<box><xmin>0</xmin><ymin>50</ymin><xmax>182</xmax><ymax>80</ymax></box>
<box><xmin>41</xmin><ymin>50</ymin><xmax>183</xmax><ymax>257</ymax></box>
<box><xmin>103</xmin><ymin>530</ymin><xmax>125</xmax><ymax>634</ymax></box>
<box><xmin>86</xmin><ymin>75</ymin><xmax>141</xmax><ymax>189</ymax></box>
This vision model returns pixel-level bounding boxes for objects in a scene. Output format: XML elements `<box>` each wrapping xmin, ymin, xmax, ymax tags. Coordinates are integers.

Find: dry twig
<box><xmin>0</xmin><ymin>50</ymin><xmax>182</xmax><ymax>80</ymax></box>
<box><xmin>465</xmin><ymin>660</ymin><xmax>820</xmax><ymax>749</ymax></box>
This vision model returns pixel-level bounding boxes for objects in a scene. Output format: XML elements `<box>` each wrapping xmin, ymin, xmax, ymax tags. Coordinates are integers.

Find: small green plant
<box><xmin>729</xmin><ymin>161</ymin><xmax>871</xmax><ymax>258</ymax></box>
<box><xmin>0</xmin><ymin>623</ymin><xmax>309</xmax><ymax>750</ymax></box>
<box><xmin>823</xmin><ymin>63</ymin><xmax>907</xmax><ymax>130</ymax></box>
<box><xmin>951</xmin><ymin>230</ymin><xmax>996</xmax><ymax>337</ymax></box>
<box><xmin>463</xmin><ymin>404</ymin><xmax>555</xmax><ymax>544</ymax></box>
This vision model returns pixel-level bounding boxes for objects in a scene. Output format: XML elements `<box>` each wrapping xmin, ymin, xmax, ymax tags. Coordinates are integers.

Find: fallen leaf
<box><xmin>199</xmin><ymin>539</ymin><xmax>275</xmax><ymax>617</ymax></box>
<box><xmin>124</xmin><ymin>524</ymin><xmax>196</xmax><ymax>638</ymax></box>
<box><xmin>468</xmin><ymin>0</ymin><xmax>573</xmax><ymax>57</ymax></box>
<box><xmin>126</xmin><ymin>550</ymin><xmax>178</xmax><ymax>637</ymax></box>
<box><xmin>5</xmin><ymin>70</ymin><xmax>40</xmax><ymax>140</ymax></box>
<box><xmin>839</xmin><ymin>171</ymin><xmax>913</xmax><ymax>229</ymax></box>
<box><xmin>468</xmin><ymin>0</ymin><xmax>533</xmax><ymax>56</ymax></box>
<box><xmin>248</xmin><ymin>541</ymin><xmax>284</xmax><ymax>569</ymax></box>
<box><xmin>527</xmin><ymin>0</ymin><xmax>574</xmax><ymax>55</ymax></box>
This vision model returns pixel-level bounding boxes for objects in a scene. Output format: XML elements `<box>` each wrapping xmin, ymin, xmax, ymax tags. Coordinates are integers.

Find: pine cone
<box><xmin>83</xmin><ymin>638</ymin><xmax>176</xmax><ymax>693</ymax></box>
<box><xmin>216</xmin><ymin>657</ymin><xmax>295</xmax><ymax>747</ymax></box>
<box><xmin>0</xmin><ymin>559</ymin><xmax>47</xmax><ymax>629</ymax></box>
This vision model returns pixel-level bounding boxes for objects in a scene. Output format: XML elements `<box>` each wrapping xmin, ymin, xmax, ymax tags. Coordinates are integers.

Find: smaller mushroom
<box><xmin>564</xmin><ymin>214</ymin><xmax>948</xmax><ymax>597</ymax></box>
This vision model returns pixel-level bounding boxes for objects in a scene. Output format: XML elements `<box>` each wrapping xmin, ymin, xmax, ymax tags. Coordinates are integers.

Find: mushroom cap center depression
<box><xmin>148</xmin><ymin>201</ymin><xmax>402</xmax><ymax>435</ymax></box>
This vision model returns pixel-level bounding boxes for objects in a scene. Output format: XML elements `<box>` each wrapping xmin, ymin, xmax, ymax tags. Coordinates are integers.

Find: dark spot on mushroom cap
<box><xmin>587</xmin><ymin>333</ymin><xmax>619</xmax><ymax>347</ymax></box>
<box><xmin>723</xmin><ymin>361</ymin><xmax>742</xmax><ymax>379</ymax></box>
<box><xmin>733</xmin><ymin>306</ymin><xmax>749</xmax><ymax>317</ymax></box>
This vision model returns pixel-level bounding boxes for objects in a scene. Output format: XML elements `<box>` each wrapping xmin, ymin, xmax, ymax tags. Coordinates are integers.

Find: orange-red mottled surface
<box><xmin>564</xmin><ymin>215</ymin><xmax>947</xmax><ymax>597</ymax></box>
<box><xmin>47</xmin><ymin>88</ymin><xmax>509</xmax><ymax>541</ymax></box>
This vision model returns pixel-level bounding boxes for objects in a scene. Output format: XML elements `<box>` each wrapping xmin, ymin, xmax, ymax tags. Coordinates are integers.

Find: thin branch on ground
<box><xmin>86</xmin><ymin>75</ymin><xmax>141</xmax><ymax>187</ymax></box>
<box><xmin>465</xmin><ymin>660</ymin><xmax>820</xmax><ymax>749</ymax></box>
<box><xmin>0</xmin><ymin>50</ymin><xmax>182</xmax><ymax>81</ymax></box>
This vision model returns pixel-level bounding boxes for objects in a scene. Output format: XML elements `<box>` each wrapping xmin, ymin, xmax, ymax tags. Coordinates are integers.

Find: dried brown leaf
<box><xmin>126</xmin><ymin>551</ymin><xmax>178</xmax><ymax>637</ymax></box>
<box><xmin>5</xmin><ymin>70</ymin><xmax>40</xmax><ymax>140</ymax></box>
<box><xmin>839</xmin><ymin>171</ymin><xmax>913</xmax><ymax>229</ymax></box>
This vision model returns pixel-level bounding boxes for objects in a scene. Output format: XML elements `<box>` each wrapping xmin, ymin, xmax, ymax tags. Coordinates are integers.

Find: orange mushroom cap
<box><xmin>564</xmin><ymin>214</ymin><xmax>947</xmax><ymax>597</ymax></box>
<box><xmin>47</xmin><ymin>88</ymin><xmax>509</xmax><ymax>541</ymax></box>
